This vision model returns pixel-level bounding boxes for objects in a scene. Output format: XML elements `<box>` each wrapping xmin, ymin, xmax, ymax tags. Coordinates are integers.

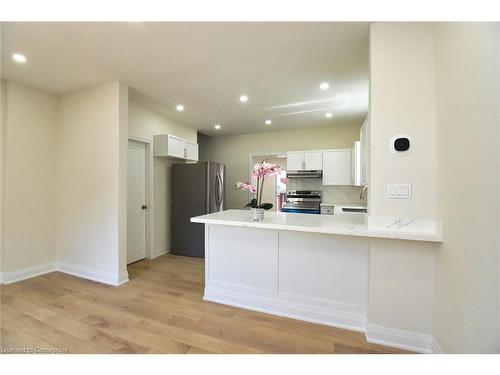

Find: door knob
<box><xmin>141</xmin><ymin>205</ymin><xmax>147</xmax><ymax>210</ymax></box>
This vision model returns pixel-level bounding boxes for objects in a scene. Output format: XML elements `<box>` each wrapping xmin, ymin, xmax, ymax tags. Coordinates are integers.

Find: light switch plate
<box><xmin>387</xmin><ymin>184</ymin><xmax>412</xmax><ymax>199</ymax></box>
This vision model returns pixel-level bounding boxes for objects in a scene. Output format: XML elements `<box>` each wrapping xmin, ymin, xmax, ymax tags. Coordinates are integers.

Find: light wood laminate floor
<box><xmin>0</xmin><ymin>254</ymin><xmax>410</xmax><ymax>354</ymax></box>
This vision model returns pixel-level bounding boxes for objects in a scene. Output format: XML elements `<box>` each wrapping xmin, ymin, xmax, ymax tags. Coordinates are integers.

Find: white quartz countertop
<box><xmin>191</xmin><ymin>209</ymin><xmax>443</xmax><ymax>242</ymax></box>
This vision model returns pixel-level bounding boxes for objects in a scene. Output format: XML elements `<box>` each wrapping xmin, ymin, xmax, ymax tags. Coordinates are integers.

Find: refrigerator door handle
<box><xmin>214</xmin><ymin>173</ymin><xmax>220</xmax><ymax>209</ymax></box>
<box><xmin>215</xmin><ymin>172</ymin><xmax>223</xmax><ymax>209</ymax></box>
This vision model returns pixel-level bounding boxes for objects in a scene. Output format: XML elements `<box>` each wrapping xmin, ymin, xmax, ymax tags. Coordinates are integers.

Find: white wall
<box><xmin>1</xmin><ymin>80</ymin><xmax>57</xmax><ymax>273</ymax></box>
<box><xmin>368</xmin><ymin>21</ymin><xmax>500</xmax><ymax>353</ymax></box>
<box><xmin>367</xmin><ymin>23</ymin><xmax>439</xmax><ymax>341</ymax></box>
<box><xmin>56</xmin><ymin>82</ymin><xmax>128</xmax><ymax>284</ymax></box>
<box><xmin>118</xmin><ymin>84</ymin><xmax>129</xmax><ymax>277</ymax></box>
<box><xmin>369</xmin><ymin>22</ymin><xmax>437</xmax><ymax>219</ymax></box>
<box><xmin>432</xmin><ymin>22</ymin><xmax>500</xmax><ymax>353</ymax></box>
<box><xmin>128</xmin><ymin>100</ymin><xmax>197</xmax><ymax>256</ymax></box>
<box><xmin>0</xmin><ymin>24</ymin><xmax>4</xmax><ymax>278</ymax></box>
<box><xmin>200</xmin><ymin>123</ymin><xmax>362</xmax><ymax>209</ymax></box>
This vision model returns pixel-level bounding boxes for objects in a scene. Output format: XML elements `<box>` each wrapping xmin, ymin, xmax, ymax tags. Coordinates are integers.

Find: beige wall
<box><xmin>1</xmin><ymin>80</ymin><xmax>57</xmax><ymax>273</ymax></box>
<box><xmin>368</xmin><ymin>239</ymin><xmax>438</xmax><ymax>335</ymax></box>
<box><xmin>367</xmin><ymin>23</ymin><xmax>438</xmax><ymax>338</ymax></box>
<box><xmin>199</xmin><ymin>123</ymin><xmax>361</xmax><ymax>209</ymax></box>
<box><xmin>117</xmin><ymin>84</ymin><xmax>129</xmax><ymax>276</ymax></box>
<box><xmin>369</xmin><ymin>22</ymin><xmax>437</xmax><ymax>219</ymax></box>
<box><xmin>128</xmin><ymin>100</ymin><xmax>197</xmax><ymax>256</ymax></box>
<box><xmin>0</xmin><ymin>25</ymin><xmax>4</xmax><ymax>276</ymax></box>
<box><xmin>432</xmin><ymin>22</ymin><xmax>500</xmax><ymax>353</ymax></box>
<box><xmin>56</xmin><ymin>82</ymin><xmax>126</xmax><ymax>281</ymax></box>
<box><xmin>368</xmin><ymin>21</ymin><xmax>500</xmax><ymax>353</ymax></box>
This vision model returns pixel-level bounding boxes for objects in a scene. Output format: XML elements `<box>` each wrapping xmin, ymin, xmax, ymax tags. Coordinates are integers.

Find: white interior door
<box><xmin>127</xmin><ymin>141</ymin><xmax>147</xmax><ymax>264</ymax></box>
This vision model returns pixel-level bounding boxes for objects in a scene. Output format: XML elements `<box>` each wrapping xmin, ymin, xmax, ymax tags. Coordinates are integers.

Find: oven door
<box><xmin>281</xmin><ymin>203</ymin><xmax>320</xmax><ymax>214</ymax></box>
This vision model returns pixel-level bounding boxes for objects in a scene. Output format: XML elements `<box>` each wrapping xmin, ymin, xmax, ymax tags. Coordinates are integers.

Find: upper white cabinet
<box><xmin>351</xmin><ymin>141</ymin><xmax>362</xmax><ymax>186</ymax></box>
<box><xmin>286</xmin><ymin>151</ymin><xmax>304</xmax><ymax>170</ymax></box>
<box><xmin>286</xmin><ymin>150</ymin><xmax>323</xmax><ymax>170</ymax></box>
<box><xmin>359</xmin><ymin>117</ymin><xmax>368</xmax><ymax>186</ymax></box>
<box><xmin>322</xmin><ymin>149</ymin><xmax>351</xmax><ymax>185</ymax></box>
<box><xmin>154</xmin><ymin>134</ymin><xmax>199</xmax><ymax>161</ymax></box>
<box><xmin>304</xmin><ymin>150</ymin><xmax>323</xmax><ymax>170</ymax></box>
<box><xmin>184</xmin><ymin>141</ymin><xmax>199</xmax><ymax>161</ymax></box>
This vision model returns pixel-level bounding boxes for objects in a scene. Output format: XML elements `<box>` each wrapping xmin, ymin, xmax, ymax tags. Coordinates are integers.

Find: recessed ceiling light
<box><xmin>12</xmin><ymin>53</ymin><xmax>27</xmax><ymax>63</ymax></box>
<box><xmin>214</xmin><ymin>124</ymin><xmax>221</xmax><ymax>130</ymax></box>
<box><xmin>265</xmin><ymin>120</ymin><xmax>272</xmax><ymax>125</ymax></box>
<box><xmin>239</xmin><ymin>95</ymin><xmax>248</xmax><ymax>103</ymax></box>
<box><xmin>319</xmin><ymin>82</ymin><xmax>330</xmax><ymax>90</ymax></box>
<box><xmin>325</xmin><ymin>113</ymin><xmax>333</xmax><ymax>118</ymax></box>
<box><xmin>176</xmin><ymin>104</ymin><xmax>184</xmax><ymax>112</ymax></box>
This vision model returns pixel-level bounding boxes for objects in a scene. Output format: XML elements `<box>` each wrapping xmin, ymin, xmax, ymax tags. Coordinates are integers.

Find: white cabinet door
<box><xmin>322</xmin><ymin>149</ymin><xmax>351</xmax><ymax>185</ymax></box>
<box><xmin>167</xmin><ymin>135</ymin><xmax>185</xmax><ymax>158</ymax></box>
<box><xmin>185</xmin><ymin>141</ymin><xmax>199</xmax><ymax>161</ymax></box>
<box><xmin>360</xmin><ymin>118</ymin><xmax>368</xmax><ymax>185</ymax></box>
<box><xmin>287</xmin><ymin>151</ymin><xmax>304</xmax><ymax>170</ymax></box>
<box><xmin>304</xmin><ymin>150</ymin><xmax>323</xmax><ymax>170</ymax></box>
<box><xmin>127</xmin><ymin>141</ymin><xmax>147</xmax><ymax>264</ymax></box>
<box><xmin>351</xmin><ymin>141</ymin><xmax>361</xmax><ymax>186</ymax></box>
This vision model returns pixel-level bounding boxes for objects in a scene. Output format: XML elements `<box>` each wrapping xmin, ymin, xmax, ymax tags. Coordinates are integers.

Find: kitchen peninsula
<box><xmin>191</xmin><ymin>209</ymin><xmax>442</xmax><ymax>352</ymax></box>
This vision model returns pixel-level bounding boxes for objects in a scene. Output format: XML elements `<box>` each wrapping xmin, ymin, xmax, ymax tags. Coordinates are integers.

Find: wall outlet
<box><xmin>387</xmin><ymin>183</ymin><xmax>412</xmax><ymax>199</ymax></box>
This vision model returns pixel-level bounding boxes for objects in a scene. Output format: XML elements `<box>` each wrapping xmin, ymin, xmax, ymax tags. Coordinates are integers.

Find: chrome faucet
<box><xmin>360</xmin><ymin>185</ymin><xmax>368</xmax><ymax>200</ymax></box>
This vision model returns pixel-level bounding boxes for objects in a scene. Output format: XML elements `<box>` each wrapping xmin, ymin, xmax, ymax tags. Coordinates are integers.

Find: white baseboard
<box><xmin>365</xmin><ymin>323</ymin><xmax>434</xmax><ymax>354</ymax></box>
<box><xmin>204</xmin><ymin>287</ymin><xmax>366</xmax><ymax>333</ymax></box>
<box><xmin>56</xmin><ymin>262</ymin><xmax>129</xmax><ymax>287</ymax></box>
<box><xmin>0</xmin><ymin>261</ymin><xmax>129</xmax><ymax>287</ymax></box>
<box><xmin>150</xmin><ymin>249</ymin><xmax>170</xmax><ymax>259</ymax></box>
<box><xmin>1</xmin><ymin>262</ymin><xmax>56</xmax><ymax>284</ymax></box>
<box><xmin>117</xmin><ymin>270</ymin><xmax>130</xmax><ymax>286</ymax></box>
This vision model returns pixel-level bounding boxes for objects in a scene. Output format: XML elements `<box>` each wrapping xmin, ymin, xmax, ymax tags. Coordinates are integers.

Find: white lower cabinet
<box><xmin>322</xmin><ymin>149</ymin><xmax>351</xmax><ymax>185</ymax></box>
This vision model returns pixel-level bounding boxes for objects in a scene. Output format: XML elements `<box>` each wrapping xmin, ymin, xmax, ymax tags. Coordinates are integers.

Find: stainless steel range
<box><xmin>281</xmin><ymin>190</ymin><xmax>322</xmax><ymax>214</ymax></box>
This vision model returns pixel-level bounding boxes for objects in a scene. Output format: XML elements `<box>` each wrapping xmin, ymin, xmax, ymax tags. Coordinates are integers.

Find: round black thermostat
<box><xmin>394</xmin><ymin>137</ymin><xmax>410</xmax><ymax>152</ymax></box>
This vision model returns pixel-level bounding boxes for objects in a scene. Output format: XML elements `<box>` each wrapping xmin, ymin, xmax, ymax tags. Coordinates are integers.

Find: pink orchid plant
<box><xmin>235</xmin><ymin>161</ymin><xmax>281</xmax><ymax>210</ymax></box>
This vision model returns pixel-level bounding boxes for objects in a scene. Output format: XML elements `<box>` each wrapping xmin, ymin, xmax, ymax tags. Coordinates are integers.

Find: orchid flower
<box><xmin>235</xmin><ymin>181</ymin><xmax>257</xmax><ymax>197</ymax></box>
<box><xmin>236</xmin><ymin>161</ymin><xmax>282</xmax><ymax>211</ymax></box>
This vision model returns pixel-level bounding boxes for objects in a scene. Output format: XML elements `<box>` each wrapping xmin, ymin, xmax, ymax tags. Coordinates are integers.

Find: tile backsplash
<box><xmin>287</xmin><ymin>179</ymin><xmax>366</xmax><ymax>205</ymax></box>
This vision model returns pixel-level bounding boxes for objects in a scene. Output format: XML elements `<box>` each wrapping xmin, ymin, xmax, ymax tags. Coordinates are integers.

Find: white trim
<box><xmin>365</xmin><ymin>323</ymin><xmax>434</xmax><ymax>354</ymax></box>
<box><xmin>117</xmin><ymin>270</ymin><xmax>130</xmax><ymax>286</ymax></box>
<box><xmin>150</xmin><ymin>249</ymin><xmax>169</xmax><ymax>259</ymax></box>
<box><xmin>56</xmin><ymin>262</ymin><xmax>129</xmax><ymax>287</ymax></box>
<box><xmin>204</xmin><ymin>287</ymin><xmax>366</xmax><ymax>332</ymax></box>
<box><xmin>1</xmin><ymin>262</ymin><xmax>56</xmax><ymax>284</ymax></box>
<box><xmin>0</xmin><ymin>261</ymin><xmax>129</xmax><ymax>287</ymax></box>
<box><xmin>248</xmin><ymin>151</ymin><xmax>287</xmax><ymax>182</ymax></box>
<box><xmin>128</xmin><ymin>137</ymin><xmax>154</xmax><ymax>261</ymax></box>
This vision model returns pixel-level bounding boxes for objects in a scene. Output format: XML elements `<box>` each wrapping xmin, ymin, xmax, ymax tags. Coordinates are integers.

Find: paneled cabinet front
<box><xmin>287</xmin><ymin>150</ymin><xmax>323</xmax><ymax>170</ymax></box>
<box><xmin>322</xmin><ymin>149</ymin><xmax>351</xmax><ymax>185</ymax></box>
<box><xmin>286</xmin><ymin>151</ymin><xmax>305</xmax><ymax>170</ymax></box>
<box><xmin>153</xmin><ymin>134</ymin><xmax>199</xmax><ymax>162</ymax></box>
<box><xmin>184</xmin><ymin>141</ymin><xmax>199</xmax><ymax>161</ymax></box>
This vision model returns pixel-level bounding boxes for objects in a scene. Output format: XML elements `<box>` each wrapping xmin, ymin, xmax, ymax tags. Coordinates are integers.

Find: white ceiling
<box><xmin>1</xmin><ymin>22</ymin><xmax>369</xmax><ymax>135</ymax></box>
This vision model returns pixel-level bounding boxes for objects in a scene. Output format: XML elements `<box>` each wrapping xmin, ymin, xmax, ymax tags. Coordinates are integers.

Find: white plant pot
<box><xmin>251</xmin><ymin>208</ymin><xmax>265</xmax><ymax>222</ymax></box>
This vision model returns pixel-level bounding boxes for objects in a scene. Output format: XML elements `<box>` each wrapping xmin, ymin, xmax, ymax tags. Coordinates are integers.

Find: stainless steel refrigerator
<box><xmin>171</xmin><ymin>161</ymin><xmax>225</xmax><ymax>257</ymax></box>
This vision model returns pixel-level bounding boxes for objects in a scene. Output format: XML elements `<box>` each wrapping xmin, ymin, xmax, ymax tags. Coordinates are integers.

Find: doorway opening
<box><xmin>248</xmin><ymin>152</ymin><xmax>287</xmax><ymax>212</ymax></box>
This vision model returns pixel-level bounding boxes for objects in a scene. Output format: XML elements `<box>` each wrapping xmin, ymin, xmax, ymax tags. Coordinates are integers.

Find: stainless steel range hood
<box><xmin>286</xmin><ymin>170</ymin><xmax>323</xmax><ymax>178</ymax></box>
